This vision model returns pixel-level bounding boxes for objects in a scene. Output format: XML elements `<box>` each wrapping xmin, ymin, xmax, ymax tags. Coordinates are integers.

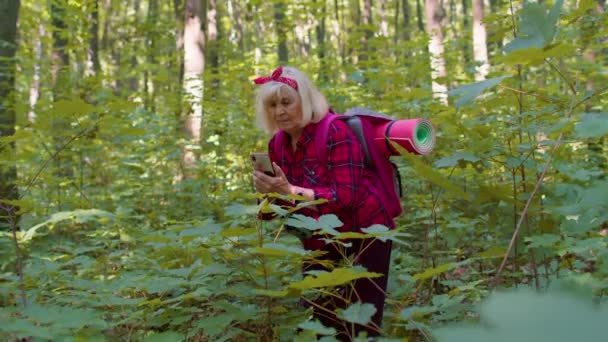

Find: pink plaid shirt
<box><xmin>269</xmin><ymin>116</ymin><xmax>394</xmax><ymax>249</ymax></box>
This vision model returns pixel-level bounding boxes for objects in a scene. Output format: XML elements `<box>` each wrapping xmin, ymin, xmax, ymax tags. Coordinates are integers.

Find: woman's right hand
<box><xmin>253</xmin><ymin>162</ymin><xmax>293</xmax><ymax>195</ymax></box>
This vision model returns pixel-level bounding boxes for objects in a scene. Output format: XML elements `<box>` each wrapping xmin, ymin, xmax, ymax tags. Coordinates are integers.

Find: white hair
<box><xmin>255</xmin><ymin>66</ymin><xmax>329</xmax><ymax>134</ymax></box>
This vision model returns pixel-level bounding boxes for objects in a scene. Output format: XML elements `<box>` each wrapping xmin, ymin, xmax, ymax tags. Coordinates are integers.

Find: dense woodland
<box><xmin>0</xmin><ymin>0</ymin><xmax>607</xmax><ymax>340</ymax></box>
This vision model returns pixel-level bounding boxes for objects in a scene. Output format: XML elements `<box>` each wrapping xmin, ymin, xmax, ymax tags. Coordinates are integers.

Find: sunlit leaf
<box><xmin>288</xmin><ymin>267</ymin><xmax>382</xmax><ymax>290</ymax></box>
<box><xmin>412</xmin><ymin>263</ymin><xmax>459</xmax><ymax>281</ymax></box>
<box><xmin>221</xmin><ymin>227</ymin><xmax>257</xmax><ymax>238</ymax></box>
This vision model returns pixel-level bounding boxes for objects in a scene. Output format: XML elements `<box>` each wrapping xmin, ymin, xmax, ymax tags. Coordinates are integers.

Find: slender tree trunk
<box><xmin>360</xmin><ymin>0</ymin><xmax>373</xmax><ymax>62</ymax></box>
<box><xmin>0</xmin><ymin>0</ymin><xmax>20</xmax><ymax>230</ymax></box>
<box><xmin>416</xmin><ymin>0</ymin><xmax>425</xmax><ymax>31</ymax></box>
<box><xmin>173</xmin><ymin>0</ymin><xmax>185</xmax><ymax>123</ymax></box>
<box><xmin>51</xmin><ymin>1</ymin><xmax>70</xmax><ymax>98</ymax></box>
<box><xmin>584</xmin><ymin>0</ymin><xmax>606</xmax><ymax>170</ymax></box>
<box><xmin>87</xmin><ymin>0</ymin><xmax>101</xmax><ymax>77</ymax></box>
<box><xmin>315</xmin><ymin>0</ymin><xmax>328</xmax><ymax>81</ymax></box>
<box><xmin>230</xmin><ymin>0</ymin><xmax>244</xmax><ymax>52</ymax></box>
<box><xmin>207</xmin><ymin>0</ymin><xmax>220</xmax><ymax>91</ymax></box>
<box><xmin>274</xmin><ymin>1</ymin><xmax>289</xmax><ymax>63</ymax></box>
<box><xmin>402</xmin><ymin>0</ymin><xmax>411</xmax><ymax>40</ymax></box>
<box><xmin>461</xmin><ymin>0</ymin><xmax>470</xmax><ymax>64</ymax></box>
<box><xmin>181</xmin><ymin>0</ymin><xmax>206</xmax><ymax>178</ymax></box>
<box><xmin>144</xmin><ymin>0</ymin><xmax>158</xmax><ymax>111</ymax></box>
<box><xmin>379</xmin><ymin>0</ymin><xmax>389</xmax><ymax>37</ymax></box>
<box><xmin>425</xmin><ymin>0</ymin><xmax>448</xmax><ymax>104</ymax></box>
<box><xmin>51</xmin><ymin>0</ymin><xmax>73</xmax><ymax>197</ymax></box>
<box><xmin>472</xmin><ymin>0</ymin><xmax>489</xmax><ymax>80</ymax></box>
<box><xmin>28</xmin><ymin>22</ymin><xmax>44</xmax><ymax>123</ymax></box>
<box><xmin>334</xmin><ymin>0</ymin><xmax>346</xmax><ymax>68</ymax></box>
<box><xmin>349</xmin><ymin>0</ymin><xmax>361</xmax><ymax>64</ymax></box>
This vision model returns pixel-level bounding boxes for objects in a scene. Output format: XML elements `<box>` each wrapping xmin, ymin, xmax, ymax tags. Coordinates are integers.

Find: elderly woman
<box><xmin>252</xmin><ymin>66</ymin><xmax>395</xmax><ymax>340</ymax></box>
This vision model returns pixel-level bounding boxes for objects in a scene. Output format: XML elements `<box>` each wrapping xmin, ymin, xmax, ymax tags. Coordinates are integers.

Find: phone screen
<box><xmin>251</xmin><ymin>153</ymin><xmax>275</xmax><ymax>176</ymax></box>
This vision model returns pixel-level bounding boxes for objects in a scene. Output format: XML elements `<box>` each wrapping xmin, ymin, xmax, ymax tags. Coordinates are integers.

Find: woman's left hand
<box><xmin>253</xmin><ymin>162</ymin><xmax>293</xmax><ymax>195</ymax></box>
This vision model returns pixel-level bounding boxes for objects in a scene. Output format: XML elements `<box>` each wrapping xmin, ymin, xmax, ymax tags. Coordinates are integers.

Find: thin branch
<box><xmin>20</xmin><ymin>125</ymin><xmax>97</xmax><ymax>199</ymax></box>
<box><xmin>493</xmin><ymin>133</ymin><xmax>563</xmax><ymax>286</ymax></box>
<box><xmin>500</xmin><ymin>85</ymin><xmax>564</xmax><ymax>105</ymax></box>
<box><xmin>544</xmin><ymin>59</ymin><xmax>577</xmax><ymax>95</ymax></box>
<box><xmin>1</xmin><ymin>205</ymin><xmax>27</xmax><ymax>307</ymax></box>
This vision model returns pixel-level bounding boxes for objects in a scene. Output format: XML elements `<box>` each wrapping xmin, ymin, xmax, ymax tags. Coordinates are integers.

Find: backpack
<box><xmin>315</xmin><ymin>107</ymin><xmax>404</xmax><ymax>219</ymax></box>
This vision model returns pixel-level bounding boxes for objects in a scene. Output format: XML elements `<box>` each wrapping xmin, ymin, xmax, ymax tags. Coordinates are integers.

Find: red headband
<box><xmin>253</xmin><ymin>66</ymin><xmax>299</xmax><ymax>91</ymax></box>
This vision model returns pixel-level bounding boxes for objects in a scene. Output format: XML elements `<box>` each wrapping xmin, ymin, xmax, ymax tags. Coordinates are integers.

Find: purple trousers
<box><xmin>302</xmin><ymin>239</ymin><xmax>392</xmax><ymax>340</ymax></box>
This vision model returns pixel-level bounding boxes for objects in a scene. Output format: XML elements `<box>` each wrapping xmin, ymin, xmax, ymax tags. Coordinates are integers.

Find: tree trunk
<box><xmin>379</xmin><ymin>0</ymin><xmax>389</xmax><ymax>37</ymax></box>
<box><xmin>51</xmin><ymin>0</ymin><xmax>73</xmax><ymax>194</ymax></box>
<box><xmin>274</xmin><ymin>1</ymin><xmax>289</xmax><ymax>63</ymax></box>
<box><xmin>315</xmin><ymin>0</ymin><xmax>328</xmax><ymax>81</ymax></box>
<box><xmin>402</xmin><ymin>0</ymin><xmax>411</xmax><ymax>40</ymax></box>
<box><xmin>472</xmin><ymin>0</ymin><xmax>489</xmax><ymax>81</ymax></box>
<box><xmin>360</xmin><ymin>0</ymin><xmax>373</xmax><ymax>62</ymax></box>
<box><xmin>181</xmin><ymin>0</ymin><xmax>206</xmax><ymax>178</ymax></box>
<box><xmin>51</xmin><ymin>0</ymin><xmax>70</xmax><ymax>98</ymax></box>
<box><xmin>584</xmin><ymin>0</ymin><xmax>606</xmax><ymax>171</ymax></box>
<box><xmin>416</xmin><ymin>0</ymin><xmax>425</xmax><ymax>32</ymax></box>
<box><xmin>87</xmin><ymin>0</ymin><xmax>101</xmax><ymax>77</ymax></box>
<box><xmin>229</xmin><ymin>0</ymin><xmax>244</xmax><ymax>52</ymax></box>
<box><xmin>461</xmin><ymin>0</ymin><xmax>470</xmax><ymax>64</ymax></box>
<box><xmin>207</xmin><ymin>0</ymin><xmax>220</xmax><ymax>91</ymax></box>
<box><xmin>425</xmin><ymin>0</ymin><xmax>448</xmax><ymax>104</ymax></box>
<box><xmin>334</xmin><ymin>0</ymin><xmax>346</xmax><ymax>68</ymax></box>
<box><xmin>28</xmin><ymin>22</ymin><xmax>44</xmax><ymax>123</ymax></box>
<box><xmin>144</xmin><ymin>0</ymin><xmax>158</xmax><ymax>111</ymax></box>
<box><xmin>0</xmin><ymin>0</ymin><xmax>20</xmax><ymax>229</ymax></box>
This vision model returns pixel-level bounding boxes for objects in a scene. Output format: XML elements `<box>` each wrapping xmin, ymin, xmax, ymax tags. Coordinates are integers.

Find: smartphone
<box><xmin>251</xmin><ymin>153</ymin><xmax>275</xmax><ymax>177</ymax></box>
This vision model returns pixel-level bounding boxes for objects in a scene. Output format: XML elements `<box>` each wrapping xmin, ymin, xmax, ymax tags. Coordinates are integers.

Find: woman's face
<box><xmin>267</xmin><ymin>89</ymin><xmax>303</xmax><ymax>137</ymax></box>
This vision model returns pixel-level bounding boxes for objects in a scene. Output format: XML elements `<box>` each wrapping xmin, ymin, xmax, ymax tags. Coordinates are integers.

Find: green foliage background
<box><xmin>0</xmin><ymin>0</ymin><xmax>606</xmax><ymax>340</ymax></box>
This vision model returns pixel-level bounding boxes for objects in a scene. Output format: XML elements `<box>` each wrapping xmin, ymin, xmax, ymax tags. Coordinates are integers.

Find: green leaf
<box><xmin>221</xmin><ymin>227</ymin><xmax>257</xmax><ymax>238</ymax></box>
<box><xmin>23</xmin><ymin>304</ymin><xmax>107</xmax><ymax>329</ymax></box>
<box><xmin>412</xmin><ymin>263</ymin><xmax>458</xmax><ymax>281</ymax></box>
<box><xmin>502</xmin><ymin>43</ymin><xmax>574</xmax><ymax>66</ymax></box>
<box><xmin>525</xmin><ymin>234</ymin><xmax>561</xmax><ymax>249</ymax></box>
<box><xmin>285</xmin><ymin>214</ymin><xmax>344</xmax><ymax>236</ymax></box>
<box><xmin>254</xmin><ymin>289</ymin><xmax>289</xmax><ymax>297</ymax></box>
<box><xmin>434</xmin><ymin>152</ymin><xmax>481</xmax><ymax>168</ymax></box>
<box><xmin>447</xmin><ymin>76</ymin><xmax>509</xmax><ymax>108</ymax></box>
<box><xmin>196</xmin><ymin>314</ymin><xmax>235</xmax><ymax>337</ymax></box>
<box><xmin>145</xmin><ymin>331</ymin><xmax>185</xmax><ymax>342</ymax></box>
<box><xmin>397</xmin><ymin>148</ymin><xmax>470</xmax><ymax>201</ymax></box>
<box><xmin>253</xmin><ymin>243</ymin><xmax>307</xmax><ymax>257</ymax></box>
<box><xmin>503</xmin><ymin>0</ymin><xmax>564</xmax><ymax>53</ymax></box>
<box><xmin>22</xmin><ymin>209</ymin><xmax>115</xmax><ymax>241</ymax></box>
<box><xmin>433</xmin><ymin>286</ymin><xmax>608</xmax><ymax>342</ymax></box>
<box><xmin>224</xmin><ymin>203</ymin><xmax>259</xmax><ymax>217</ymax></box>
<box><xmin>338</xmin><ymin>302</ymin><xmax>377</xmax><ymax>325</ymax></box>
<box><xmin>401</xmin><ymin>305</ymin><xmax>438</xmax><ymax>320</ymax></box>
<box><xmin>575</xmin><ymin>113</ymin><xmax>608</xmax><ymax>138</ymax></box>
<box><xmin>288</xmin><ymin>267</ymin><xmax>382</xmax><ymax>291</ymax></box>
<box><xmin>298</xmin><ymin>320</ymin><xmax>337</xmax><ymax>335</ymax></box>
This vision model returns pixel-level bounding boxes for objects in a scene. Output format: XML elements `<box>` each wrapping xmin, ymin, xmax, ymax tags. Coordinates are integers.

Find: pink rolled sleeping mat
<box><xmin>373</xmin><ymin>119</ymin><xmax>436</xmax><ymax>156</ymax></box>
